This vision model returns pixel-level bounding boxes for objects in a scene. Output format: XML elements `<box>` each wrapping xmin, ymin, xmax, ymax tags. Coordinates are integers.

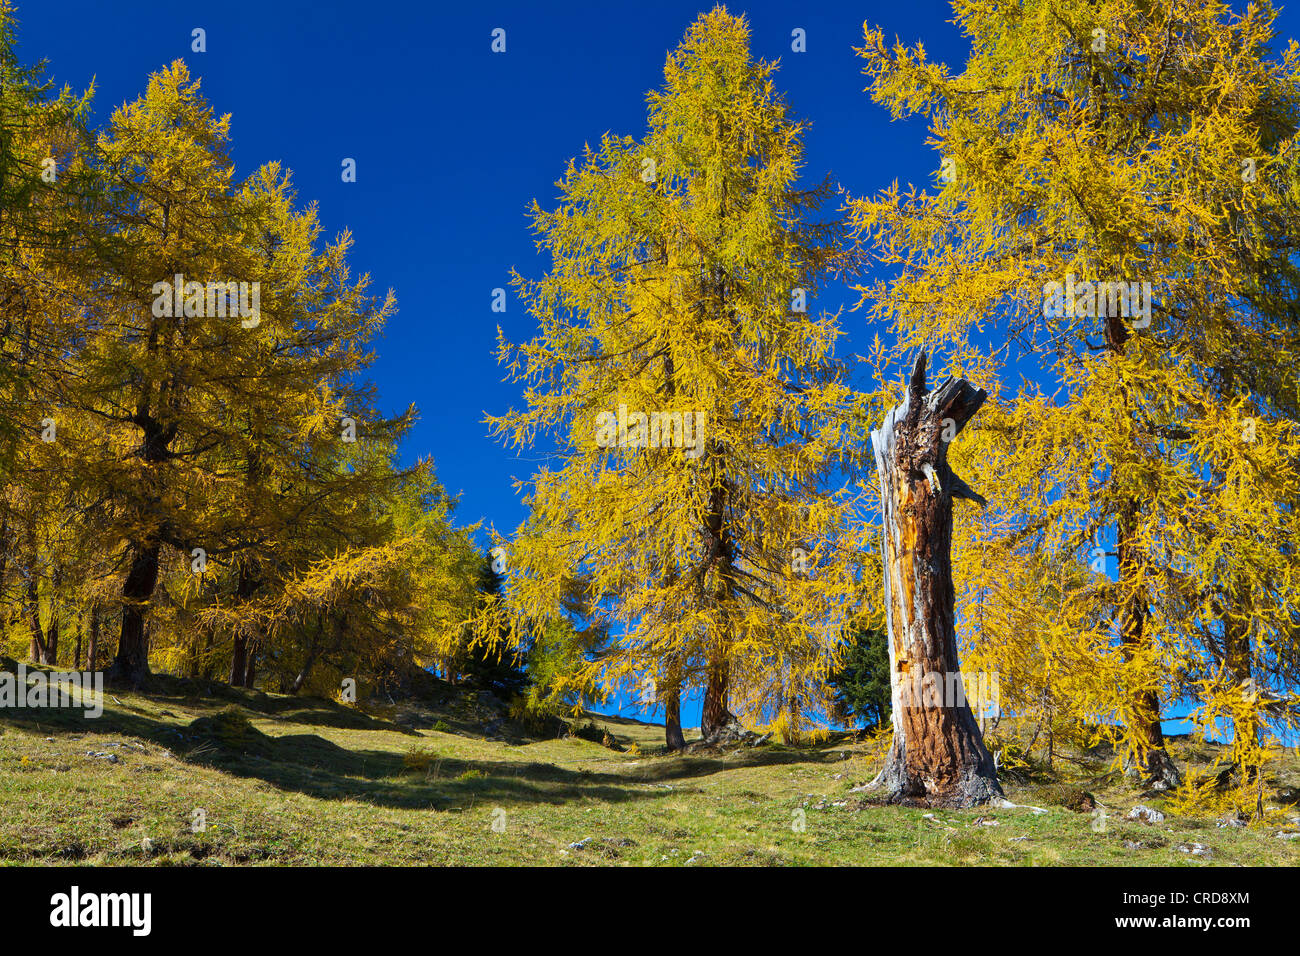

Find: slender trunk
<box><xmin>42</xmin><ymin>565</ymin><xmax>62</xmax><ymax>665</ymax></box>
<box><xmin>87</xmin><ymin>603</ymin><xmax>99</xmax><ymax>672</ymax></box>
<box><xmin>26</xmin><ymin>573</ymin><xmax>46</xmax><ymax>664</ymax></box>
<box><xmin>290</xmin><ymin>620</ymin><xmax>326</xmax><ymax>695</ymax></box>
<box><xmin>1104</xmin><ymin>312</ymin><xmax>1179</xmax><ymax>790</ymax></box>
<box><xmin>73</xmin><ymin>610</ymin><xmax>83</xmax><ymax>671</ymax></box>
<box><xmin>0</xmin><ymin>518</ymin><xmax>8</xmax><ymax>618</ymax></box>
<box><xmin>229</xmin><ymin>562</ymin><xmax>259</xmax><ymax>687</ymax></box>
<box><xmin>1224</xmin><ymin>601</ymin><xmax>1258</xmax><ymax>779</ymax></box>
<box><xmin>699</xmin><ymin>470</ymin><xmax>736</xmax><ymax>740</ymax></box>
<box><xmin>200</xmin><ymin>626</ymin><xmax>215</xmax><ymax>680</ymax></box>
<box><xmin>290</xmin><ymin>649</ymin><xmax>319</xmax><ymax>695</ymax></box>
<box><xmin>869</xmin><ymin>354</ymin><xmax>1003</xmax><ymax>807</ymax></box>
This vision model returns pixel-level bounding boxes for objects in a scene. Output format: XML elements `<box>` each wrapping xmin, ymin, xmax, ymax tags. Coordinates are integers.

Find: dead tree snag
<box><xmin>869</xmin><ymin>353</ymin><xmax>1003</xmax><ymax>807</ymax></box>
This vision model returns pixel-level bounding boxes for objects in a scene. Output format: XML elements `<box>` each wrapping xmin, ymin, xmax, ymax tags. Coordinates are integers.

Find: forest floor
<box><xmin>2</xmin><ymin>669</ymin><xmax>1299</xmax><ymax>866</ymax></box>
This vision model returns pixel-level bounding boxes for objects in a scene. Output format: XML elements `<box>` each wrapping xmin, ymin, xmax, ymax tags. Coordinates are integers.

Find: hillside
<box><xmin>2</xmin><ymin>672</ymin><xmax>1299</xmax><ymax>866</ymax></box>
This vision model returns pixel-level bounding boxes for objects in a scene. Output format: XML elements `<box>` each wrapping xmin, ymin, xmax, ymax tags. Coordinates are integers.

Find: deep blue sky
<box><xmin>15</xmin><ymin>0</ymin><xmax>973</xmax><ymax>542</ymax></box>
<box><xmin>16</xmin><ymin>1</ymin><xmax>1297</xmax><ymax>733</ymax></box>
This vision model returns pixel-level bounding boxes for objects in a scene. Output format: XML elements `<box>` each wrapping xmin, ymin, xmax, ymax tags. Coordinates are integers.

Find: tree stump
<box><xmin>869</xmin><ymin>354</ymin><xmax>1004</xmax><ymax>807</ymax></box>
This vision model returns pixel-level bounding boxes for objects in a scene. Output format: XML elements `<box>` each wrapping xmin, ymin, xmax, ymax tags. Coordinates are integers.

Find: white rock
<box><xmin>1126</xmin><ymin>805</ymin><xmax>1165</xmax><ymax>824</ymax></box>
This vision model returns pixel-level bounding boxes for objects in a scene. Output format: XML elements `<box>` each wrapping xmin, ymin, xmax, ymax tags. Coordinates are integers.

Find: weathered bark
<box><xmin>869</xmin><ymin>354</ymin><xmax>1003</xmax><ymax>807</ymax></box>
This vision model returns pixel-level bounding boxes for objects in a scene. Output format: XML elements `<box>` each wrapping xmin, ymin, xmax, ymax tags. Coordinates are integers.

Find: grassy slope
<box><xmin>2</xmin><ymin>674</ymin><xmax>1298</xmax><ymax>866</ymax></box>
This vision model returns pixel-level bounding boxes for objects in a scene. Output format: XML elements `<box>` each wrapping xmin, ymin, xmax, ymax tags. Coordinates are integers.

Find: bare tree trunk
<box><xmin>869</xmin><ymin>354</ymin><xmax>1003</xmax><ymax>807</ymax></box>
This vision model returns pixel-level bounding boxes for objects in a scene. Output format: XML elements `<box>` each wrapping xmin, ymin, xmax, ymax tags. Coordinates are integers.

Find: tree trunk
<box><xmin>662</xmin><ymin>664</ymin><xmax>685</xmax><ymax>750</ymax></box>
<box><xmin>1224</xmin><ymin>608</ymin><xmax>1258</xmax><ymax>778</ymax></box>
<box><xmin>26</xmin><ymin>573</ymin><xmax>47</xmax><ymax>664</ymax></box>
<box><xmin>290</xmin><ymin>653</ymin><xmax>317</xmax><ymax>695</ymax></box>
<box><xmin>45</xmin><ymin>613</ymin><xmax>59</xmax><ymax>666</ymax></box>
<box><xmin>1103</xmin><ymin>313</ymin><xmax>1180</xmax><ymax>791</ymax></box>
<box><xmin>701</xmin><ymin>658</ymin><xmax>733</xmax><ymax>739</ymax></box>
<box><xmin>43</xmin><ymin>566</ymin><xmax>62</xmax><ymax>665</ymax></box>
<box><xmin>868</xmin><ymin>354</ymin><xmax>1003</xmax><ymax>807</ymax></box>
<box><xmin>230</xmin><ymin>634</ymin><xmax>248</xmax><ymax>686</ymax></box>
<box><xmin>108</xmin><ymin>541</ymin><xmax>160</xmax><ymax>686</ymax></box>
<box><xmin>200</xmin><ymin>626</ymin><xmax>215</xmax><ymax>680</ymax></box>
<box><xmin>87</xmin><ymin>603</ymin><xmax>99</xmax><ymax>673</ymax></box>
<box><xmin>290</xmin><ymin>638</ymin><xmax>320</xmax><ymax>695</ymax></box>
<box><xmin>229</xmin><ymin>562</ymin><xmax>260</xmax><ymax>687</ymax></box>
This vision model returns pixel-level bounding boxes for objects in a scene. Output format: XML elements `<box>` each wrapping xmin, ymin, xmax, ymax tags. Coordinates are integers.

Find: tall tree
<box><xmin>852</xmin><ymin>0</ymin><xmax>1300</xmax><ymax>790</ymax></box>
<box><xmin>60</xmin><ymin>62</ymin><xmax>401</xmax><ymax>685</ymax></box>
<box><xmin>485</xmin><ymin>7</ymin><xmax>864</xmax><ymax>748</ymax></box>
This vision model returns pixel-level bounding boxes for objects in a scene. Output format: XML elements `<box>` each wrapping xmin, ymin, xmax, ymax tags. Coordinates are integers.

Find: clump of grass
<box><xmin>402</xmin><ymin>746</ymin><xmax>439</xmax><ymax>773</ymax></box>
<box><xmin>457</xmin><ymin>768</ymin><xmax>485</xmax><ymax>781</ymax></box>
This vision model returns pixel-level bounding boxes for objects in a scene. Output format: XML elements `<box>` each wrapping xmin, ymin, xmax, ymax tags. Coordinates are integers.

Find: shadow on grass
<box><xmin>0</xmin><ymin>672</ymin><xmax>852</xmax><ymax>811</ymax></box>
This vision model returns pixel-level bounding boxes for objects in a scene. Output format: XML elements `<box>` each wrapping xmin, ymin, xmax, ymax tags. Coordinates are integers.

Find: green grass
<box><xmin>2</xmin><ymin>673</ymin><xmax>1298</xmax><ymax>866</ymax></box>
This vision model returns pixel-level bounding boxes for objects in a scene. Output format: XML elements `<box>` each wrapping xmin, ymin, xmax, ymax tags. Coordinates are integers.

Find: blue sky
<box><xmin>16</xmin><ymin>1</ymin><xmax>1298</xmax><ymax>734</ymax></box>
<box><xmin>15</xmin><ymin>0</ymin><xmax>971</xmax><ymax>543</ymax></box>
